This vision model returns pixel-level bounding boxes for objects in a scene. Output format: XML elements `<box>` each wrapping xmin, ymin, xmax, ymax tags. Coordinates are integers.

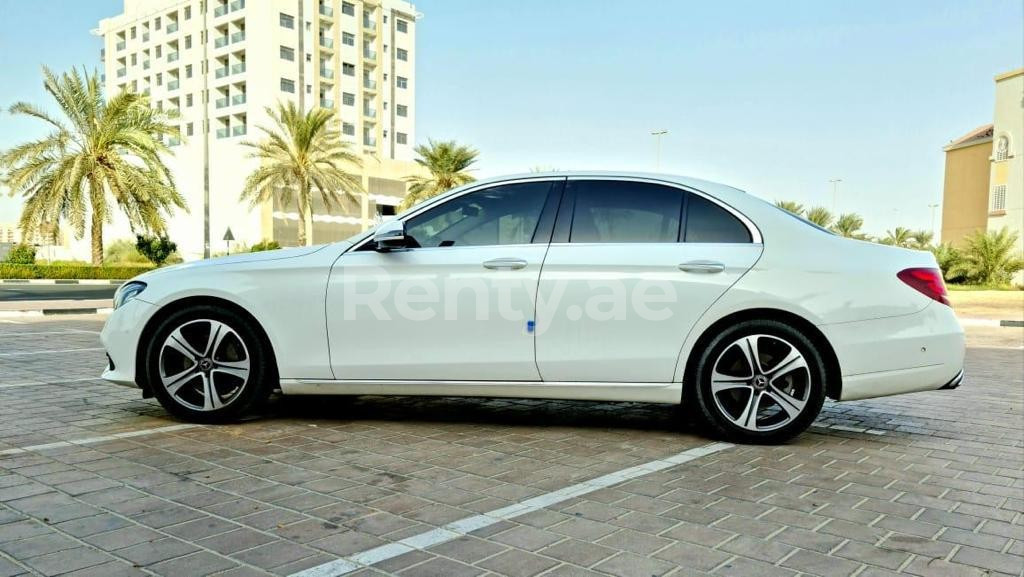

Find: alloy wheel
<box><xmin>709</xmin><ymin>334</ymin><xmax>812</xmax><ymax>432</ymax></box>
<box><xmin>158</xmin><ymin>319</ymin><xmax>251</xmax><ymax>412</ymax></box>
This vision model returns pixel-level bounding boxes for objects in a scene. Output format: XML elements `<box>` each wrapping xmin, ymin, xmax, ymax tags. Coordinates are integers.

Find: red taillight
<box><xmin>898</xmin><ymin>267</ymin><xmax>950</xmax><ymax>306</ymax></box>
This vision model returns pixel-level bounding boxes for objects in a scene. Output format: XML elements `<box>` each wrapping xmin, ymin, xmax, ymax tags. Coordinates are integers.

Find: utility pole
<box><xmin>651</xmin><ymin>130</ymin><xmax>668</xmax><ymax>171</ymax></box>
<box><xmin>829</xmin><ymin>179</ymin><xmax>842</xmax><ymax>213</ymax></box>
<box><xmin>929</xmin><ymin>203</ymin><xmax>940</xmax><ymax>238</ymax></box>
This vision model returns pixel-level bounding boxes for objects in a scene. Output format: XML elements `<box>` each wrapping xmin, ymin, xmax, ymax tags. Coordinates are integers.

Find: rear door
<box><xmin>535</xmin><ymin>178</ymin><xmax>762</xmax><ymax>382</ymax></box>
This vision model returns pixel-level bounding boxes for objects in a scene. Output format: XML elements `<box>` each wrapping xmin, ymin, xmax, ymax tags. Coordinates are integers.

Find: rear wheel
<box><xmin>692</xmin><ymin>320</ymin><xmax>826</xmax><ymax>443</ymax></box>
<box><xmin>144</xmin><ymin>305</ymin><xmax>274</xmax><ymax>423</ymax></box>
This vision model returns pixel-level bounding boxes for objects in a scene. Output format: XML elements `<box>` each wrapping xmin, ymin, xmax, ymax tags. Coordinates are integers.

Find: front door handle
<box><xmin>483</xmin><ymin>258</ymin><xmax>528</xmax><ymax>270</ymax></box>
<box><xmin>678</xmin><ymin>260</ymin><xmax>726</xmax><ymax>274</ymax></box>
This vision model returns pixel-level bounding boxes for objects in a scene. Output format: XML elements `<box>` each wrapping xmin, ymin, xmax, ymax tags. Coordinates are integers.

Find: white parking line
<box><xmin>0</xmin><ymin>377</ymin><xmax>101</xmax><ymax>390</ymax></box>
<box><xmin>289</xmin><ymin>441</ymin><xmax>733</xmax><ymax>577</ymax></box>
<box><xmin>0</xmin><ymin>331</ymin><xmax>98</xmax><ymax>337</ymax></box>
<box><xmin>0</xmin><ymin>320</ymin><xmax>25</xmax><ymax>324</ymax></box>
<box><xmin>0</xmin><ymin>347</ymin><xmax>105</xmax><ymax>357</ymax></box>
<box><xmin>0</xmin><ymin>424</ymin><xmax>200</xmax><ymax>456</ymax></box>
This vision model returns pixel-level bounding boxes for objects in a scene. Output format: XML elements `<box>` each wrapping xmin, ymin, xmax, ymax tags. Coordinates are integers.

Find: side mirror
<box><xmin>373</xmin><ymin>220</ymin><xmax>407</xmax><ymax>251</ymax></box>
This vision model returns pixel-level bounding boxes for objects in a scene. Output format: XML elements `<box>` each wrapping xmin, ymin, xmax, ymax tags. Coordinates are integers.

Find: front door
<box><xmin>327</xmin><ymin>178</ymin><xmax>564</xmax><ymax>381</ymax></box>
<box><xmin>535</xmin><ymin>178</ymin><xmax>762</xmax><ymax>383</ymax></box>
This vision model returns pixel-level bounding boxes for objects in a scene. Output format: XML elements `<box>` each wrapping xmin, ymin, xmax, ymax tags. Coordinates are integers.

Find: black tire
<box><xmin>691</xmin><ymin>319</ymin><xmax>827</xmax><ymax>444</ymax></box>
<box><xmin>143</xmin><ymin>304</ymin><xmax>275</xmax><ymax>423</ymax></box>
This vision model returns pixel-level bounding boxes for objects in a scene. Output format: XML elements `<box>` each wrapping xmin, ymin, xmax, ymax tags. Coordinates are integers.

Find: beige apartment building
<box><xmin>941</xmin><ymin>68</ymin><xmax>1023</xmax><ymax>282</ymax></box>
<box><xmin>97</xmin><ymin>0</ymin><xmax>421</xmax><ymax>259</ymax></box>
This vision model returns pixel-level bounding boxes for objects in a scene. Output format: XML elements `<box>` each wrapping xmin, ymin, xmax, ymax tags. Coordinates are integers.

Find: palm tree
<box><xmin>880</xmin><ymin>227</ymin><xmax>914</xmax><ymax>248</ymax></box>
<box><xmin>240</xmin><ymin>102</ymin><xmax>363</xmax><ymax>246</ymax></box>
<box><xmin>400</xmin><ymin>139</ymin><xmax>478</xmax><ymax>210</ymax></box>
<box><xmin>831</xmin><ymin>213</ymin><xmax>866</xmax><ymax>239</ymax></box>
<box><xmin>953</xmin><ymin>227</ymin><xmax>1023</xmax><ymax>285</ymax></box>
<box><xmin>1</xmin><ymin>67</ymin><xmax>185</xmax><ymax>265</ymax></box>
<box><xmin>805</xmin><ymin>206</ymin><xmax>834</xmax><ymax>228</ymax></box>
<box><xmin>910</xmin><ymin>229</ymin><xmax>934</xmax><ymax>250</ymax></box>
<box><xmin>774</xmin><ymin>200</ymin><xmax>804</xmax><ymax>216</ymax></box>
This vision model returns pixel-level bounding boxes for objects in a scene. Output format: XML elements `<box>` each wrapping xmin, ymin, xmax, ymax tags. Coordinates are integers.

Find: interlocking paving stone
<box><xmin>0</xmin><ymin>317</ymin><xmax>1021</xmax><ymax>577</ymax></box>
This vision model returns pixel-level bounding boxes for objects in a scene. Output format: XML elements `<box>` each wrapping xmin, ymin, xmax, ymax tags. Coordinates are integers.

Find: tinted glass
<box><xmin>684</xmin><ymin>194</ymin><xmax>752</xmax><ymax>243</ymax></box>
<box><xmin>405</xmin><ymin>182</ymin><xmax>552</xmax><ymax>248</ymax></box>
<box><xmin>569</xmin><ymin>181</ymin><xmax>682</xmax><ymax>243</ymax></box>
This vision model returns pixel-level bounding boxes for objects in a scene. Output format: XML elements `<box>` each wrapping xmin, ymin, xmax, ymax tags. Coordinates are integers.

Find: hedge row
<box><xmin>0</xmin><ymin>263</ymin><xmax>154</xmax><ymax>280</ymax></box>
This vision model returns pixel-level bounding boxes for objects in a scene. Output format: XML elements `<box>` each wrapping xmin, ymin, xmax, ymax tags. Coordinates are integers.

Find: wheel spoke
<box><xmin>166</xmin><ymin>328</ymin><xmax>202</xmax><ymax>360</ymax></box>
<box><xmin>200</xmin><ymin>373</ymin><xmax>223</xmax><ymax>411</ymax></box>
<box><xmin>711</xmin><ymin>370</ymin><xmax>751</xmax><ymax>394</ymax></box>
<box><xmin>766</xmin><ymin>385</ymin><xmax>806</xmax><ymax>420</ymax></box>
<box><xmin>163</xmin><ymin>367</ymin><xmax>199</xmax><ymax>396</ymax></box>
<box><xmin>766</xmin><ymin>347</ymin><xmax>808</xmax><ymax>382</ymax></box>
<box><xmin>738</xmin><ymin>336</ymin><xmax>764</xmax><ymax>375</ymax></box>
<box><xmin>158</xmin><ymin>318</ymin><xmax>251</xmax><ymax>413</ymax></box>
<box><xmin>203</xmin><ymin>321</ymin><xmax>224</xmax><ymax>357</ymax></box>
<box><xmin>212</xmin><ymin>365</ymin><xmax>249</xmax><ymax>381</ymax></box>
<box><xmin>733</xmin><ymin>390</ymin><xmax>762</xmax><ymax>430</ymax></box>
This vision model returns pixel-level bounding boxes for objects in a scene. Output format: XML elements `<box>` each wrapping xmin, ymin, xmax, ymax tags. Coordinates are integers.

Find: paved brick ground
<box><xmin>0</xmin><ymin>316</ymin><xmax>1021</xmax><ymax>577</ymax></box>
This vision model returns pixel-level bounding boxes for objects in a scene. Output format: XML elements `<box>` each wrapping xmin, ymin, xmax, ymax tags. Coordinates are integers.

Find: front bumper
<box><xmin>100</xmin><ymin>298</ymin><xmax>157</xmax><ymax>388</ymax></box>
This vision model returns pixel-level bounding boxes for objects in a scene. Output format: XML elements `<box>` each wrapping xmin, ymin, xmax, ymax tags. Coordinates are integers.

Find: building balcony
<box><xmin>216</xmin><ymin>127</ymin><xmax>229</xmax><ymax>139</ymax></box>
<box><xmin>142</xmin><ymin>60</ymin><xmax>151</xmax><ymax>70</ymax></box>
<box><xmin>167</xmin><ymin>52</ymin><xmax>179</xmax><ymax>62</ymax></box>
<box><xmin>142</xmin><ymin>32</ymin><xmax>150</xmax><ymax>42</ymax></box>
<box><xmin>363</xmin><ymin>48</ymin><xmax>377</xmax><ymax>61</ymax></box>
<box><xmin>320</xmin><ymin>67</ymin><xmax>334</xmax><ymax>79</ymax></box>
<box><xmin>320</xmin><ymin>98</ymin><xmax>334</xmax><ymax>108</ymax></box>
<box><xmin>214</xmin><ymin>36</ymin><xmax>229</xmax><ymax>48</ymax></box>
<box><xmin>168</xmin><ymin>136</ymin><xmax>181</xmax><ymax>146</ymax></box>
<box><xmin>363</xmin><ymin>107</ymin><xmax>377</xmax><ymax>118</ymax></box>
<box><xmin>363</xmin><ymin>19</ymin><xmax>377</xmax><ymax>33</ymax></box>
<box><xmin>230</xmin><ymin>0</ymin><xmax>245</xmax><ymax>11</ymax></box>
<box><xmin>319</xmin><ymin>4</ymin><xmax>333</xmax><ymax>17</ymax></box>
<box><xmin>232</xmin><ymin>94</ymin><xmax>246</xmax><ymax>105</ymax></box>
<box><xmin>320</xmin><ymin>36</ymin><xmax>334</xmax><ymax>49</ymax></box>
<box><xmin>167</xmin><ymin>22</ymin><xmax>179</xmax><ymax>33</ymax></box>
<box><xmin>116</xmin><ymin>40</ymin><xmax>126</xmax><ymax>51</ymax></box>
<box><xmin>232</xmin><ymin>125</ymin><xmax>246</xmax><ymax>136</ymax></box>
<box><xmin>363</xmin><ymin>78</ymin><xmax>377</xmax><ymax>90</ymax></box>
<box><xmin>116</xmin><ymin>68</ymin><xmax>127</xmax><ymax>78</ymax></box>
<box><xmin>215</xmin><ymin>67</ymin><xmax>229</xmax><ymax>78</ymax></box>
<box><xmin>167</xmin><ymin>79</ymin><xmax>179</xmax><ymax>91</ymax></box>
<box><xmin>364</xmin><ymin>136</ymin><xmax>377</xmax><ymax>147</ymax></box>
<box><xmin>214</xmin><ymin>3</ymin><xmax>229</xmax><ymax>17</ymax></box>
<box><xmin>215</xmin><ymin>97</ymin><xmax>229</xmax><ymax>108</ymax></box>
<box><xmin>231</xmin><ymin>62</ymin><xmax>246</xmax><ymax>74</ymax></box>
<box><xmin>231</xmin><ymin>31</ymin><xmax>245</xmax><ymax>44</ymax></box>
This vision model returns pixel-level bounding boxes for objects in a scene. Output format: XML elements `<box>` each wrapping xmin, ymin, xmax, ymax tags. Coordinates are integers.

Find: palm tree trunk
<box><xmin>300</xmin><ymin>180</ymin><xmax>313</xmax><ymax>246</ymax></box>
<box><xmin>91</xmin><ymin>212</ymin><xmax>103</xmax><ymax>265</ymax></box>
<box><xmin>296</xmin><ymin>201</ymin><xmax>308</xmax><ymax>247</ymax></box>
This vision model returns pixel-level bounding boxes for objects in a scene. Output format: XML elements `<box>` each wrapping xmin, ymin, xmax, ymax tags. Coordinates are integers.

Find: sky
<box><xmin>0</xmin><ymin>0</ymin><xmax>1021</xmax><ymax>237</ymax></box>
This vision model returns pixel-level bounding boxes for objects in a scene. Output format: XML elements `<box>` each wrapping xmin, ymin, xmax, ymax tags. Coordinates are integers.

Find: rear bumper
<box><xmin>822</xmin><ymin>302</ymin><xmax>966</xmax><ymax>401</ymax></box>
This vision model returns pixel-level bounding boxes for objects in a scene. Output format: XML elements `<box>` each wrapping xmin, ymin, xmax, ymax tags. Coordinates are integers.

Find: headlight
<box><xmin>113</xmin><ymin>281</ymin><xmax>147</xmax><ymax>310</ymax></box>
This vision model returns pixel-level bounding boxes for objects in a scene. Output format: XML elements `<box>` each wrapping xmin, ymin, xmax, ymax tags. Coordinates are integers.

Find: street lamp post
<box><xmin>929</xmin><ymin>203</ymin><xmax>940</xmax><ymax>239</ymax></box>
<box><xmin>651</xmin><ymin>130</ymin><xmax>668</xmax><ymax>171</ymax></box>
<box><xmin>829</xmin><ymin>179</ymin><xmax>842</xmax><ymax>213</ymax></box>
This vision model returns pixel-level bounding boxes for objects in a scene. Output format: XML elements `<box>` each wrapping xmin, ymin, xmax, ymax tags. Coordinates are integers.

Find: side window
<box><xmin>569</xmin><ymin>180</ymin><xmax>682</xmax><ymax>243</ymax></box>
<box><xmin>684</xmin><ymin>194</ymin><xmax>751</xmax><ymax>243</ymax></box>
<box><xmin>404</xmin><ymin>181</ymin><xmax>552</xmax><ymax>248</ymax></box>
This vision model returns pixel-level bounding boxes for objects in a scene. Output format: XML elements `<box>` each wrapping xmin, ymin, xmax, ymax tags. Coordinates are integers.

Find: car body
<box><xmin>101</xmin><ymin>172</ymin><xmax>965</xmax><ymax>442</ymax></box>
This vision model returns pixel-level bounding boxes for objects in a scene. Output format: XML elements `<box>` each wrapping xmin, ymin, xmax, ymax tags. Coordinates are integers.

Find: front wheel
<box><xmin>691</xmin><ymin>320</ymin><xmax>827</xmax><ymax>444</ymax></box>
<box><xmin>144</xmin><ymin>305</ymin><xmax>274</xmax><ymax>423</ymax></box>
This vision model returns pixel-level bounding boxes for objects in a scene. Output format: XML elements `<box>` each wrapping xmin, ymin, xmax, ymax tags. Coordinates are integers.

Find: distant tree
<box><xmin>5</xmin><ymin>243</ymin><xmax>36</xmax><ymax>265</ymax></box>
<box><xmin>135</xmin><ymin>234</ymin><xmax>177</xmax><ymax>266</ymax></box>
<box><xmin>400</xmin><ymin>140</ymin><xmax>478</xmax><ymax>210</ymax></box>
<box><xmin>931</xmin><ymin>242</ymin><xmax>965</xmax><ymax>283</ymax></box>
<box><xmin>830</xmin><ymin>213</ymin><xmax>866</xmax><ymax>239</ymax></box>
<box><xmin>774</xmin><ymin>200</ymin><xmax>804</xmax><ymax>216</ymax></box>
<box><xmin>880</xmin><ymin>227</ymin><xmax>915</xmax><ymax>248</ymax></box>
<box><xmin>952</xmin><ymin>227</ymin><xmax>1024</xmax><ymax>285</ymax></box>
<box><xmin>1</xmin><ymin>67</ymin><xmax>185</xmax><ymax>265</ymax></box>
<box><xmin>250</xmin><ymin>240</ymin><xmax>282</xmax><ymax>252</ymax></box>
<box><xmin>805</xmin><ymin>206</ymin><xmax>835</xmax><ymax>228</ymax></box>
<box><xmin>910</xmin><ymin>230</ymin><xmax>934</xmax><ymax>250</ymax></box>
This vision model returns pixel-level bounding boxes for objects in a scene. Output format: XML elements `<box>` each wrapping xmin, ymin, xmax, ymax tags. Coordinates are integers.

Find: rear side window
<box><xmin>684</xmin><ymin>194</ymin><xmax>751</xmax><ymax>243</ymax></box>
<box><xmin>568</xmin><ymin>180</ymin><xmax>682</xmax><ymax>243</ymax></box>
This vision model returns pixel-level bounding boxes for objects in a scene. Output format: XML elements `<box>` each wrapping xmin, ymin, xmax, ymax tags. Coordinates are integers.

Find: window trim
<box><xmin>551</xmin><ymin>176</ymin><xmax>761</xmax><ymax>244</ymax></box>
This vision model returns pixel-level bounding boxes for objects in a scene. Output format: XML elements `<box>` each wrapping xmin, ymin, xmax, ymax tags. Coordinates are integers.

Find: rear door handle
<box><xmin>483</xmin><ymin>258</ymin><xmax>528</xmax><ymax>270</ymax></box>
<box><xmin>678</xmin><ymin>260</ymin><xmax>726</xmax><ymax>274</ymax></box>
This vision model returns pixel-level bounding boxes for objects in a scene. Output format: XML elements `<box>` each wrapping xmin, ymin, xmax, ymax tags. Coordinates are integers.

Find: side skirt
<box><xmin>279</xmin><ymin>379</ymin><xmax>683</xmax><ymax>404</ymax></box>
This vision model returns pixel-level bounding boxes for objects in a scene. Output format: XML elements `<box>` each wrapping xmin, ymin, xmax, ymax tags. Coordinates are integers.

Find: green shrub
<box><xmin>953</xmin><ymin>227</ymin><xmax>1024</xmax><ymax>286</ymax></box>
<box><xmin>104</xmin><ymin>239</ymin><xmax>150</xmax><ymax>265</ymax></box>
<box><xmin>930</xmin><ymin>242</ymin><xmax>965</xmax><ymax>284</ymax></box>
<box><xmin>5</xmin><ymin>243</ymin><xmax>36</xmax><ymax>265</ymax></box>
<box><xmin>0</xmin><ymin>264</ymin><xmax>153</xmax><ymax>280</ymax></box>
<box><xmin>250</xmin><ymin>240</ymin><xmax>282</xmax><ymax>252</ymax></box>
<box><xmin>135</xmin><ymin>234</ymin><xmax>178</xmax><ymax>266</ymax></box>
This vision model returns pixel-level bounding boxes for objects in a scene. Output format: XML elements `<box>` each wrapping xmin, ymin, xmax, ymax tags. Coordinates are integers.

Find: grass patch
<box><xmin>0</xmin><ymin>263</ymin><xmax>153</xmax><ymax>280</ymax></box>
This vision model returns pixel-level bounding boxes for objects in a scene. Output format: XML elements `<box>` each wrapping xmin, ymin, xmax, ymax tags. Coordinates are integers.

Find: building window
<box><xmin>342</xmin><ymin>32</ymin><xmax>355</xmax><ymax>46</ymax></box>
<box><xmin>186</xmin><ymin>122</ymin><xmax>194</xmax><ymax>136</ymax></box>
<box><xmin>155</xmin><ymin>17</ymin><xmax>161</xmax><ymax>30</ymax></box>
<box><xmin>184</xmin><ymin>6</ymin><xmax>191</xmax><ymax>19</ymax></box>
<box><xmin>342</xmin><ymin>122</ymin><xmax>355</xmax><ymax>136</ymax></box>
<box><xmin>342</xmin><ymin>63</ymin><xmax>355</xmax><ymax>76</ymax></box>
<box><xmin>156</xmin><ymin>45</ymin><xmax>162</xmax><ymax>58</ymax></box>
<box><xmin>396</xmin><ymin>104</ymin><xmax>408</xmax><ymax>117</ymax></box>
<box><xmin>280</xmin><ymin>78</ymin><xmax>295</xmax><ymax>93</ymax></box>
<box><xmin>279</xmin><ymin>13</ymin><xmax>295</xmax><ymax>29</ymax></box>
<box><xmin>991</xmin><ymin>184</ymin><xmax>1007</xmax><ymax>212</ymax></box>
<box><xmin>396</xmin><ymin>132</ymin><xmax>407</xmax><ymax>144</ymax></box>
<box><xmin>185</xmin><ymin>35</ymin><xmax>192</xmax><ymax>49</ymax></box>
<box><xmin>156</xmin><ymin>72</ymin><xmax>163</xmax><ymax>85</ymax></box>
<box><xmin>280</xmin><ymin>45</ymin><xmax>295</xmax><ymax>61</ymax></box>
<box><xmin>131</xmin><ymin>26</ymin><xmax>137</xmax><ymax>39</ymax></box>
<box><xmin>396</xmin><ymin>19</ymin><xmax>408</xmax><ymax>33</ymax></box>
<box><xmin>185</xmin><ymin>64</ymin><xmax>193</xmax><ymax>78</ymax></box>
<box><xmin>342</xmin><ymin>92</ymin><xmax>355</xmax><ymax>106</ymax></box>
<box><xmin>341</xmin><ymin>2</ymin><xmax>354</xmax><ymax>16</ymax></box>
<box><xmin>131</xmin><ymin>53</ymin><xmax>137</xmax><ymax>65</ymax></box>
<box><xmin>995</xmin><ymin>136</ymin><xmax>1010</xmax><ymax>162</ymax></box>
<box><xmin>186</xmin><ymin>93</ymin><xmax>193</xmax><ymax>106</ymax></box>
<box><xmin>396</xmin><ymin>76</ymin><xmax>407</xmax><ymax>89</ymax></box>
<box><xmin>397</xmin><ymin>48</ymin><xmax>408</xmax><ymax>61</ymax></box>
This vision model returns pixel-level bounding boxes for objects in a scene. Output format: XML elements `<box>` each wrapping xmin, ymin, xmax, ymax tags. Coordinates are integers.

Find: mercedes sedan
<box><xmin>101</xmin><ymin>172</ymin><xmax>965</xmax><ymax>443</ymax></box>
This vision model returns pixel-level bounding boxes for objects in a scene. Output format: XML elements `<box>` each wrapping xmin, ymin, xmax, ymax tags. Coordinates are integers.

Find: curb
<box><xmin>959</xmin><ymin>318</ymin><xmax>1024</xmax><ymax>328</ymax></box>
<box><xmin>1</xmin><ymin>279</ymin><xmax>124</xmax><ymax>285</ymax></box>
<box><xmin>0</xmin><ymin>307</ymin><xmax>114</xmax><ymax>318</ymax></box>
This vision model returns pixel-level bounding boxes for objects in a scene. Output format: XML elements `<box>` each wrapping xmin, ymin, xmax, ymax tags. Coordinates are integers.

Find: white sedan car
<box><xmin>101</xmin><ymin>173</ymin><xmax>965</xmax><ymax>443</ymax></box>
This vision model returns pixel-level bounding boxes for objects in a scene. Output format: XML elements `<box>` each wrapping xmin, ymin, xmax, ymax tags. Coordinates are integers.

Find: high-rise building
<box><xmin>97</xmin><ymin>0</ymin><xmax>420</xmax><ymax>259</ymax></box>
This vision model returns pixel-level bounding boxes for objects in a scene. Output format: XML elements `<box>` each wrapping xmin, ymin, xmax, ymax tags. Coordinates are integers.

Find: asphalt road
<box><xmin>0</xmin><ymin>283</ymin><xmax>119</xmax><ymax>301</ymax></box>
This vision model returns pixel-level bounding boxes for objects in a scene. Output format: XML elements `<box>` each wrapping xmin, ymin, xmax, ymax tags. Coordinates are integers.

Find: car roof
<box><xmin>469</xmin><ymin>171</ymin><xmax>747</xmax><ymax>195</ymax></box>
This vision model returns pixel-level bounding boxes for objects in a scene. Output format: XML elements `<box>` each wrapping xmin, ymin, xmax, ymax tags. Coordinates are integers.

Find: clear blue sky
<box><xmin>1</xmin><ymin>0</ymin><xmax>1021</xmax><ymax>237</ymax></box>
